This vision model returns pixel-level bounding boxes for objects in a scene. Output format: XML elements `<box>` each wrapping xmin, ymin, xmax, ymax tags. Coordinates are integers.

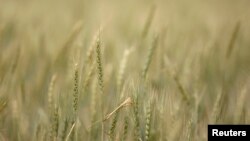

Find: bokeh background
<box><xmin>0</xmin><ymin>0</ymin><xmax>249</xmax><ymax>141</ymax></box>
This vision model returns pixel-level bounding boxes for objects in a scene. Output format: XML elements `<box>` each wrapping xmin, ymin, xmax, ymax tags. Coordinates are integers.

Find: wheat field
<box><xmin>0</xmin><ymin>0</ymin><xmax>250</xmax><ymax>141</ymax></box>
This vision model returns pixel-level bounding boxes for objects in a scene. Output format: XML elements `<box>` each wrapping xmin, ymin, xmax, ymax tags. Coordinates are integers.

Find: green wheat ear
<box><xmin>54</xmin><ymin>21</ymin><xmax>83</xmax><ymax>70</ymax></box>
<box><xmin>141</xmin><ymin>5</ymin><xmax>156</xmax><ymax>39</ymax></box>
<box><xmin>145</xmin><ymin>101</ymin><xmax>152</xmax><ymax>141</ymax></box>
<box><xmin>87</xmin><ymin>28</ymin><xmax>103</xmax><ymax>64</ymax></box>
<box><xmin>226</xmin><ymin>22</ymin><xmax>240</xmax><ymax>59</ymax></box>
<box><xmin>60</xmin><ymin>118</ymin><xmax>69</xmax><ymax>141</ymax></box>
<box><xmin>96</xmin><ymin>34</ymin><xmax>104</xmax><ymax>95</ymax></box>
<box><xmin>142</xmin><ymin>35</ymin><xmax>159</xmax><ymax>79</ymax></box>
<box><xmin>63</xmin><ymin>63</ymin><xmax>79</xmax><ymax>141</ymax></box>
<box><xmin>163</xmin><ymin>55</ymin><xmax>191</xmax><ymax>106</ymax></box>
<box><xmin>73</xmin><ymin>64</ymin><xmax>79</xmax><ymax>116</ymax></box>
<box><xmin>82</xmin><ymin>29</ymin><xmax>102</xmax><ymax>93</ymax></box>
<box><xmin>52</xmin><ymin>105</ymin><xmax>59</xmax><ymax>141</ymax></box>
<box><xmin>122</xmin><ymin>116</ymin><xmax>129</xmax><ymax>141</ymax></box>
<box><xmin>95</xmin><ymin>30</ymin><xmax>105</xmax><ymax>141</ymax></box>
<box><xmin>47</xmin><ymin>74</ymin><xmax>57</xmax><ymax>141</ymax></box>
<box><xmin>133</xmin><ymin>95</ymin><xmax>141</xmax><ymax>141</ymax></box>
<box><xmin>108</xmin><ymin>112</ymin><xmax>119</xmax><ymax>141</ymax></box>
<box><xmin>48</xmin><ymin>74</ymin><xmax>57</xmax><ymax>115</ymax></box>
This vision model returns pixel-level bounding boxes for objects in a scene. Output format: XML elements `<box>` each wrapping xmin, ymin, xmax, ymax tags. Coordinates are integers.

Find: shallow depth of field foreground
<box><xmin>0</xmin><ymin>0</ymin><xmax>250</xmax><ymax>141</ymax></box>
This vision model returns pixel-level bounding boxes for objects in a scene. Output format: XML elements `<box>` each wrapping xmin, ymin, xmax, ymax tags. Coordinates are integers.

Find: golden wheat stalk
<box><xmin>103</xmin><ymin>97</ymin><xmax>132</xmax><ymax>121</ymax></box>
